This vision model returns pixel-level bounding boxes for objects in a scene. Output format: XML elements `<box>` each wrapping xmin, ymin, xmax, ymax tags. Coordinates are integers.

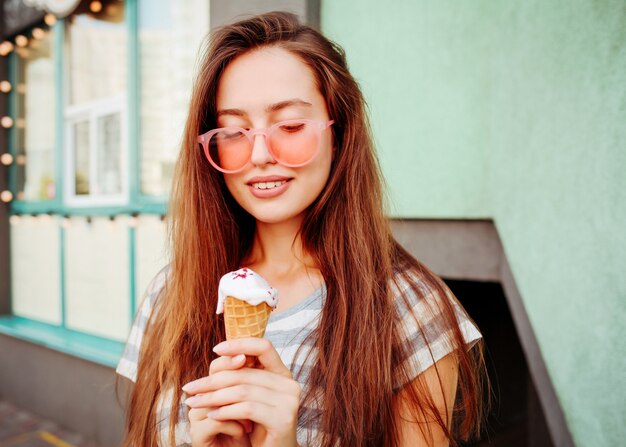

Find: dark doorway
<box><xmin>445</xmin><ymin>280</ymin><xmax>555</xmax><ymax>447</ymax></box>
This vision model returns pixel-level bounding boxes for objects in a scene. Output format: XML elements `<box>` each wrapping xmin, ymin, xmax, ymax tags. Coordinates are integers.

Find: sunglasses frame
<box><xmin>198</xmin><ymin>119</ymin><xmax>334</xmax><ymax>174</ymax></box>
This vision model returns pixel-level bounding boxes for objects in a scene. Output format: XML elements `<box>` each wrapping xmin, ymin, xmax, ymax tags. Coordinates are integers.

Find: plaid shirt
<box><xmin>117</xmin><ymin>266</ymin><xmax>481</xmax><ymax>446</ymax></box>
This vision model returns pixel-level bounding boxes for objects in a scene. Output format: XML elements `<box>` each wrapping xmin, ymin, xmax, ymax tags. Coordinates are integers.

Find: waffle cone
<box><xmin>223</xmin><ymin>296</ymin><xmax>272</xmax><ymax>340</ymax></box>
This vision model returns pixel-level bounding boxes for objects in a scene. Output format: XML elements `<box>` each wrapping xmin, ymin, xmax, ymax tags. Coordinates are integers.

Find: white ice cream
<box><xmin>216</xmin><ymin>268</ymin><xmax>279</xmax><ymax>314</ymax></box>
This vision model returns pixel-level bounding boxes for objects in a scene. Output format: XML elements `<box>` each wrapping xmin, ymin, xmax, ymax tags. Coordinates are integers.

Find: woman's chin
<box><xmin>246</xmin><ymin>207</ymin><xmax>306</xmax><ymax>226</ymax></box>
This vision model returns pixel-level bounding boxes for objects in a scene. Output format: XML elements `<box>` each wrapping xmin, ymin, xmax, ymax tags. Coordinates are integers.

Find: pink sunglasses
<box><xmin>198</xmin><ymin>119</ymin><xmax>334</xmax><ymax>173</ymax></box>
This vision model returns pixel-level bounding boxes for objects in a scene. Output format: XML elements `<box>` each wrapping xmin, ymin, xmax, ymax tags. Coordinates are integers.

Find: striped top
<box><xmin>116</xmin><ymin>265</ymin><xmax>481</xmax><ymax>446</ymax></box>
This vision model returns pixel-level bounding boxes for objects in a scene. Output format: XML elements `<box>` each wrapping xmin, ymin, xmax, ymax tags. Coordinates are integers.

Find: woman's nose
<box><xmin>249</xmin><ymin>133</ymin><xmax>276</xmax><ymax>166</ymax></box>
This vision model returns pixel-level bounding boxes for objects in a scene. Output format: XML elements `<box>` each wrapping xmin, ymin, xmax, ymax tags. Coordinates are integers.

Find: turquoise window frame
<box><xmin>1</xmin><ymin>0</ymin><xmax>168</xmax><ymax>367</ymax></box>
<box><xmin>9</xmin><ymin>0</ymin><xmax>167</xmax><ymax>217</ymax></box>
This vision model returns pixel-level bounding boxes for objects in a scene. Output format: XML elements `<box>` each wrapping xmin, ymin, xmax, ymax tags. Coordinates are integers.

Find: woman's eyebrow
<box><xmin>216</xmin><ymin>99</ymin><xmax>312</xmax><ymax>119</ymax></box>
<box><xmin>266</xmin><ymin>98</ymin><xmax>312</xmax><ymax>113</ymax></box>
<box><xmin>216</xmin><ymin>108</ymin><xmax>246</xmax><ymax>118</ymax></box>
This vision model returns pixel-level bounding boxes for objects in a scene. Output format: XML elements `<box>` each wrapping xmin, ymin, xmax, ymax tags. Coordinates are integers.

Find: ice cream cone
<box><xmin>217</xmin><ymin>268</ymin><xmax>278</xmax><ymax>367</ymax></box>
<box><xmin>223</xmin><ymin>295</ymin><xmax>272</xmax><ymax>339</ymax></box>
<box><xmin>223</xmin><ymin>296</ymin><xmax>272</xmax><ymax>367</ymax></box>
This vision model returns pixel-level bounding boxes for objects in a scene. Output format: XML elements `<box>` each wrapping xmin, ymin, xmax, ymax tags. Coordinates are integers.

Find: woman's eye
<box><xmin>220</xmin><ymin>130</ymin><xmax>244</xmax><ymax>140</ymax></box>
<box><xmin>279</xmin><ymin>123</ymin><xmax>305</xmax><ymax>132</ymax></box>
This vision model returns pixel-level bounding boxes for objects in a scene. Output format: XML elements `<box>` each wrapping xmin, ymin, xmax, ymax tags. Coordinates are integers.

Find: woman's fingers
<box><xmin>182</xmin><ymin>354</ymin><xmax>246</xmax><ymax>395</ymax></box>
<box><xmin>188</xmin><ymin>408</ymin><xmax>249</xmax><ymax>438</ymax></box>
<box><xmin>210</xmin><ymin>401</ymin><xmax>298</xmax><ymax>432</ymax></box>
<box><xmin>183</xmin><ymin>338</ymin><xmax>290</xmax><ymax>395</ymax></box>
<box><xmin>209</xmin><ymin>354</ymin><xmax>247</xmax><ymax>375</ymax></box>
<box><xmin>185</xmin><ymin>382</ymin><xmax>299</xmax><ymax>410</ymax></box>
<box><xmin>213</xmin><ymin>338</ymin><xmax>292</xmax><ymax>377</ymax></box>
<box><xmin>184</xmin><ymin>367</ymin><xmax>300</xmax><ymax>397</ymax></box>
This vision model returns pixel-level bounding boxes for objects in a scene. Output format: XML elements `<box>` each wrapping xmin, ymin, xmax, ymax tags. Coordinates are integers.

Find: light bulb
<box><xmin>15</xmin><ymin>35</ymin><xmax>28</xmax><ymax>48</ymax></box>
<box><xmin>0</xmin><ymin>80</ymin><xmax>11</xmax><ymax>93</ymax></box>
<box><xmin>0</xmin><ymin>41</ymin><xmax>14</xmax><ymax>56</ymax></box>
<box><xmin>32</xmin><ymin>28</ymin><xmax>45</xmax><ymax>40</ymax></box>
<box><xmin>90</xmin><ymin>1</ymin><xmax>103</xmax><ymax>13</ymax></box>
<box><xmin>1</xmin><ymin>116</ymin><xmax>13</xmax><ymax>128</ymax></box>
<box><xmin>0</xmin><ymin>153</ymin><xmax>13</xmax><ymax>165</ymax></box>
<box><xmin>1</xmin><ymin>190</ymin><xmax>13</xmax><ymax>202</ymax></box>
<box><xmin>44</xmin><ymin>14</ymin><xmax>57</xmax><ymax>27</ymax></box>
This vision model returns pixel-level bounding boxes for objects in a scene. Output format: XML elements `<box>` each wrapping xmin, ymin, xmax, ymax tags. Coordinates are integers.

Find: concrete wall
<box><xmin>0</xmin><ymin>335</ymin><xmax>126</xmax><ymax>447</ymax></box>
<box><xmin>322</xmin><ymin>1</ymin><xmax>626</xmax><ymax>446</ymax></box>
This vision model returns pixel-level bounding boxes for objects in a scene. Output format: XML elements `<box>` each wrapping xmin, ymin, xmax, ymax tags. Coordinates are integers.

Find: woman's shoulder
<box><xmin>116</xmin><ymin>263</ymin><xmax>171</xmax><ymax>382</ymax></box>
<box><xmin>143</xmin><ymin>263</ymin><xmax>172</xmax><ymax>308</ymax></box>
<box><xmin>390</xmin><ymin>266</ymin><xmax>449</xmax><ymax>311</ymax></box>
<box><xmin>390</xmin><ymin>266</ymin><xmax>482</xmax><ymax>388</ymax></box>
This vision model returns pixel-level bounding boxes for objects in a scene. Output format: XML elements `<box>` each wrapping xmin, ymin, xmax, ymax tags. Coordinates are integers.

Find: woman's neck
<box><xmin>246</xmin><ymin>216</ymin><xmax>310</xmax><ymax>274</ymax></box>
<box><xmin>245</xmin><ymin>216</ymin><xmax>323</xmax><ymax>311</ymax></box>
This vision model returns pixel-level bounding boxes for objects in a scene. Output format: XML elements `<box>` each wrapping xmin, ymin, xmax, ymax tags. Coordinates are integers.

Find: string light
<box><xmin>44</xmin><ymin>14</ymin><xmax>57</xmax><ymax>26</ymax></box>
<box><xmin>61</xmin><ymin>216</ymin><xmax>71</xmax><ymax>229</ymax></box>
<box><xmin>16</xmin><ymin>118</ymin><xmax>25</xmax><ymax>129</ymax></box>
<box><xmin>9</xmin><ymin>215</ymin><xmax>20</xmax><ymax>225</ymax></box>
<box><xmin>15</xmin><ymin>35</ymin><xmax>28</xmax><ymax>48</ymax></box>
<box><xmin>0</xmin><ymin>81</ymin><xmax>11</xmax><ymax>93</ymax></box>
<box><xmin>16</xmin><ymin>191</ymin><xmax>24</xmax><ymax>200</ymax></box>
<box><xmin>1</xmin><ymin>190</ymin><xmax>13</xmax><ymax>202</ymax></box>
<box><xmin>0</xmin><ymin>153</ymin><xmax>13</xmax><ymax>166</ymax></box>
<box><xmin>0</xmin><ymin>41</ymin><xmax>13</xmax><ymax>56</ymax></box>
<box><xmin>1</xmin><ymin>116</ymin><xmax>13</xmax><ymax>128</ymax></box>
<box><xmin>16</xmin><ymin>154</ymin><xmax>26</xmax><ymax>165</ymax></box>
<box><xmin>39</xmin><ymin>213</ymin><xmax>52</xmax><ymax>223</ymax></box>
<box><xmin>31</xmin><ymin>28</ymin><xmax>45</xmax><ymax>40</ymax></box>
<box><xmin>90</xmin><ymin>1</ymin><xmax>103</xmax><ymax>13</ymax></box>
<box><xmin>16</xmin><ymin>84</ymin><xmax>26</xmax><ymax>94</ymax></box>
<box><xmin>128</xmin><ymin>215</ymin><xmax>139</xmax><ymax>228</ymax></box>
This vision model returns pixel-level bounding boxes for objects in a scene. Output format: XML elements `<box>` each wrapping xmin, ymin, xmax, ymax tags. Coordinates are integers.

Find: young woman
<box><xmin>117</xmin><ymin>11</ymin><xmax>486</xmax><ymax>447</ymax></box>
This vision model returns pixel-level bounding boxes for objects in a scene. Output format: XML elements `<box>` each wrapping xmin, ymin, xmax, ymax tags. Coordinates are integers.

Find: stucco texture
<box><xmin>322</xmin><ymin>1</ymin><xmax>626</xmax><ymax>446</ymax></box>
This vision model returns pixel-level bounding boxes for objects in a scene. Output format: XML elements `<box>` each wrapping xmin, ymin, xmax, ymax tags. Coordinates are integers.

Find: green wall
<box><xmin>322</xmin><ymin>1</ymin><xmax>626</xmax><ymax>446</ymax></box>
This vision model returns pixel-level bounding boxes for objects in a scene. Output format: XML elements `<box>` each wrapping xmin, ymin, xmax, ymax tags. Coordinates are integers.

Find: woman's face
<box><xmin>215</xmin><ymin>46</ymin><xmax>333</xmax><ymax>225</ymax></box>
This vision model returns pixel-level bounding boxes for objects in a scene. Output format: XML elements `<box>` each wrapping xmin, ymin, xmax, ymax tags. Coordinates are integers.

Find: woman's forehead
<box><xmin>216</xmin><ymin>46</ymin><xmax>324</xmax><ymax>115</ymax></box>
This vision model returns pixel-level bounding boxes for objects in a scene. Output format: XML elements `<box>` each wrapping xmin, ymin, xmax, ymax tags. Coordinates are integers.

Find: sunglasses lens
<box><xmin>270</xmin><ymin>121</ymin><xmax>319</xmax><ymax>166</ymax></box>
<box><xmin>204</xmin><ymin>120</ymin><xmax>324</xmax><ymax>172</ymax></box>
<box><xmin>208</xmin><ymin>130</ymin><xmax>250</xmax><ymax>172</ymax></box>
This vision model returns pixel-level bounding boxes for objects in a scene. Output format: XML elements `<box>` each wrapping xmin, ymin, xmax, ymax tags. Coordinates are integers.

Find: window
<box><xmin>14</xmin><ymin>26</ymin><xmax>56</xmax><ymax>202</ymax></box>
<box><xmin>64</xmin><ymin>2</ymin><xmax>128</xmax><ymax>205</ymax></box>
<box><xmin>138</xmin><ymin>0</ymin><xmax>209</xmax><ymax>197</ymax></box>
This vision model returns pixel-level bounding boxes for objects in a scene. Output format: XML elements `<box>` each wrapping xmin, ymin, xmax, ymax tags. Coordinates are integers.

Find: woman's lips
<box><xmin>246</xmin><ymin>177</ymin><xmax>292</xmax><ymax>198</ymax></box>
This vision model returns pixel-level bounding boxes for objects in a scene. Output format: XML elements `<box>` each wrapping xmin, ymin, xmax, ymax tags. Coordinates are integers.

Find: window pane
<box><xmin>65</xmin><ymin>2</ymin><xmax>127</xmax><ymax>202</ymax></box>
<box><xmin>97</xmin><ymin>113</ymin><xmax>121</xmax><ymax>194</ymax></box>
<box><xmin>15</xmin><ymin>28</ymin><xmax>56</xmax><ymax>201</ymax></box>
<box><xmin>74</xmin><ymin>121</ymin><xmax>90</xmax><ymax>195</ymax></box>
<box><xmin>67</xmin><ymin>3</ymin><xmax>126</xmax><ymax>106</ymax></box>
<box><xmin>138</xmin><ymin>0</ymin><xmax>209</xmax><ymax>197</ymax></box>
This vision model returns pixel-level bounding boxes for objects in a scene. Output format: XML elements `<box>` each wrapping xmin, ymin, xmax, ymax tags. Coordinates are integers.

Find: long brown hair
<box><xmin>123</xmin><ymin>11</ymin><xmax>485</xmax><ymax>446</ymax></box>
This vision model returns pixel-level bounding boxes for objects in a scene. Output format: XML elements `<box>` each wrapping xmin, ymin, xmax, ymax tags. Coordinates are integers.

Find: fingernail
<box><xmin>184</xmin><ymin>396</ymin><xmax>200</xmax><ymax>406</ymax></box>
<box><xmin>213</xmin><ymin>341</ymin><xmax>227</xmax><ymax>353</ymax></box>
<box><xmin>182</xmin><ymin>380</ymin><xmax>197</xmax><ymax>392</ymax></box>
<box><xmin>232</xmin><ymin>354</ymin><xmax>246</xmax><ymax>364</ymax></box>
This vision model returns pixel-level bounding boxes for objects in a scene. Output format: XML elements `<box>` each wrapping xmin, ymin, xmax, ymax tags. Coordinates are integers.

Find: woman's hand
<box><xmin>185</xmin><ymin>354</ymin><xmax>252</xmax><ymax>447</ymax></box>
<box><xmin>184</xmin><ymin>338</ymin><xmax>301</xmax><ymax>447</ymax></box>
